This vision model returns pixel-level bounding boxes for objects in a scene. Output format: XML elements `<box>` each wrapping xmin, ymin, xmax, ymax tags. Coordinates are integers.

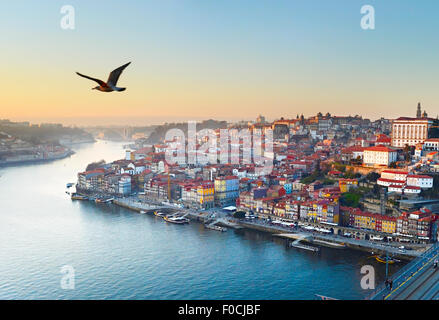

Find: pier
<box><xmin>239</xmin><ymin>220</ymin><xmax>423</xmax><ymax>259</ymax></box>
<box><xmin>113</xmin><ymin>198</ymin><xmax>176</xmax><ymax>213</ymax></box>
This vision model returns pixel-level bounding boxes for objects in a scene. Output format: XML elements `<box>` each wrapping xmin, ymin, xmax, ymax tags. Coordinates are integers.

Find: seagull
<box><xmin>76</xmin><ymin>62</ymin><xmax>131</xmax><ymax>92</ymax></box>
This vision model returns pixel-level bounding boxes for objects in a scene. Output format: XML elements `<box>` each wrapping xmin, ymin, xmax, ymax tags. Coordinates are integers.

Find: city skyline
<box><xmin>1</xmin><ymin>0</ymin><xmax>439</xmax><ymax>125</ymax></box>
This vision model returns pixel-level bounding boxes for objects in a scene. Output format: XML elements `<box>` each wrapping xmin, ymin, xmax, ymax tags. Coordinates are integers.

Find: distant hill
<box><xmin>0</xmin><ymin>120</ymin><xmax>94</xmax><ymax>145</ymax></box>
<box><xmin>146</xmin><ymin>119</ymin><xmax>228</xmax><ymax>144</ymax></box>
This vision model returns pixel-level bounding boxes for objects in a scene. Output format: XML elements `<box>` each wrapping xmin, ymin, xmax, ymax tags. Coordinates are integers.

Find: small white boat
<box><xmin>164</xmin><ymin>216</ymin><xmax>190</xmax><ymax>224</ymax></box>
<box><xmin>140</xmin><ymin>210</ymin><xmax>146</xmax><ymax>214</ymax></box>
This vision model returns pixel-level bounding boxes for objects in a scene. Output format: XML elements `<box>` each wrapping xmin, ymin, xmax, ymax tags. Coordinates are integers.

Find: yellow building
<box><xmin>196</xmin><ymin>183</ymin><xmax>215</xmax><ymax>208</ymax></box>
<box><xmin>339</xmin><ymin>179</ymin><xmax>358</xmax><ymax>193</ymax></box>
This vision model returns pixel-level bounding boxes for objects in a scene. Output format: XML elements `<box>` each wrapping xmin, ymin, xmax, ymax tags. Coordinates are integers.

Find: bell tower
<box><xmin>416</xmin><ymin>102</ymin><xmax>422</xmax><ymax>118</ymax></box>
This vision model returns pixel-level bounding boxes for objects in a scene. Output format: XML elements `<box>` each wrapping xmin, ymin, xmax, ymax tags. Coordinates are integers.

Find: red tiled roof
<box><xmin>378</xmin><ymin>178</ymin><xmax>406</xmax><ymax>184</ymax></box>
<box><xmin>407</xmin><ymin>174</ymin><xmax>433</xmax><ymax>179</ymax></box>
<box><xmin>365</xmin><ymin>145</ymin><xmax>396</xmax><ymax>152</ymax></box>
<box><xmin>382</xmin><ymin>170</ymin><xmax>408</xmax><ymax>175</ymax></box>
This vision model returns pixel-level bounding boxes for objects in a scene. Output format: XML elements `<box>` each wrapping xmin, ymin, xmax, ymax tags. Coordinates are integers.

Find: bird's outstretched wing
<box><xmin>76</xmin><ymin>72</ymin><xmax>106</xmax><ymax>86</ymax></box>
<box><xmin>107</xmin><ymin>62</ymin><xmax>131</xmax><ymax>86</ymax></box>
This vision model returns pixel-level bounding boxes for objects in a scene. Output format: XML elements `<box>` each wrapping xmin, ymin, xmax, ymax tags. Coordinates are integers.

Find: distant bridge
<box><xmin>369</xmin><ymin>243</ymin><xmax>439</xmax><ymax>300</ymax></box>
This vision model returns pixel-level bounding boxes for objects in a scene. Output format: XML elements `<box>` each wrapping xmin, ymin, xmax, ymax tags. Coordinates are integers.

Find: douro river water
<box><xmin>0</xmin><ymin>140</ymin><xmax>399</xmax><ymax>299</ymax></box>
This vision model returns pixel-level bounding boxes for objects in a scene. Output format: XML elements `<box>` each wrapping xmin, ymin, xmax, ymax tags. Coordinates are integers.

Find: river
<box><xmin>0</xmin><ymin>140</ymin><xmax>398</xmax><ymax>299</ymax></box>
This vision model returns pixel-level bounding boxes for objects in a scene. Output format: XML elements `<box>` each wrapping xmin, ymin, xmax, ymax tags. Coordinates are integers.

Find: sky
<box><xmin>0</xmin><ymin>0</ymin><xmax>438</xmax><ymax>126</ymax></box>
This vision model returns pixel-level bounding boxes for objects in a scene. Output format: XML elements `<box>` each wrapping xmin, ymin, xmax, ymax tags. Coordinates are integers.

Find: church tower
<box><xmin>416</xmin><ymin>102</ymin><xmax>422</xmax><ymax>118</ymax></box>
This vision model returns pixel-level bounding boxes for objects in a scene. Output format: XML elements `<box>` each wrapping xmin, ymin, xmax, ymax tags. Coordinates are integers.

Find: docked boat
<box><xmin>66</xmin><ymin>183</ymin><xmax>74</xmax><ymax>188</ymax></box>
<box><xmin>95</xmin><ymin>197</ymin><xmax>113</xmax><ymax>204</ymax></box>
<box><xmin>205</xmin><ymin>224</ymin><xmax>227</xmax><ymax>232</ymax></box>
<box><xmin>164</xmin><ymin>216</ymin><xmax>190</xmax><ymax>224</ymax></box>
<box><xmin>154</xmin><ymin>211</ymin><xmax>168</xmax><ymax>218</ymax></box>
<box><xmin>71</xmin><ymin>194</ymin><xmax>88</xmax><ymax>201</ymax></box>
<box><xmin>290</xmin><ymin>242</ymin><xmax>320</xmax><ymax>252</ymax></box>
<box><xmin>375</xmin><ymin>255</ymin><xmax>400</xmax><ymax>264</ymax></box>
<box><xmin>140</xmin><ymin>210</ymin><xmax>146</xmax><ymax>214</ymax></box>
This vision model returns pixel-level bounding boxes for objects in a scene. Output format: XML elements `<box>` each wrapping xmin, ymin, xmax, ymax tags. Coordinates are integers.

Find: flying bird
<box><xmin>76</xmin><ymin>62</ymin><xmax>131</xmax><ymax>92</ymax></box>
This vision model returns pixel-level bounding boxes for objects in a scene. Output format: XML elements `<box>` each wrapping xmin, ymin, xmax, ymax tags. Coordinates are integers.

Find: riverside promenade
<box><xmin>237</xmin><ymin>220</ymin><xmax>424</xmax><ymax>259</ymax></box>
<box><xmin>109</xmin><ymin>197</ymin><xmax>425</xmax><ymax>259</ymax></box>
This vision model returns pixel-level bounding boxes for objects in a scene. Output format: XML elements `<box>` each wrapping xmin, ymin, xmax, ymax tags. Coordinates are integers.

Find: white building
<box><xmin>391</xmin><ymin>117</ymin><xmax>433</xmax><ymax>148</ymax></box>
<box><xmin>406</xmin><ymin>175</ymin><xmax>434</xmax><ymax>189</ymax></box>
<box><xmin>378</xmin><ymin>169</ymin><xmax>433</xmax><ymax>194</ymax></box>
<box><xmin>118</xmin><ymin>175</ymin><xmax>132</xmax><ymax>195</ymax></box>
<box><xmin>423</xmin><ymin>138</ymin><xmax>439</xmax><ymax>151</ymax></box>
<box><xmin>381</xmin><ymin>170</ymin><xmax>408</xmax><ymax>181</ymax></box>
<box><xmin>363</xmin><ymin>145</ymin><xmax>398</xmax><ymax>167</ymax></box>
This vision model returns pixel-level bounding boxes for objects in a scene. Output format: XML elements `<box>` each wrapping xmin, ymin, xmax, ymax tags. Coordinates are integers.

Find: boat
<box><xmin>164</xmin><ymin>216</ymin><xmax>190</xmax><ymax>224</ymax></box>
<box><xmin>205</xmin><ymin>224</ymin><xmax>227</xmax><ymax>232</ymax></box>
<box><xmin>290</xmin><ymin>242</ymin><xmax>320</xmax><ymax>252</ymax></box>
<box><xmin>66</xmin><ymin>183</ymin><xmax>74</xmax><ymax>188</ymax></box>
<box><xmin>71</xmin><ymin>194</ymin><xmax>88</xmax><ymax>201</ymax></box>
<box><xmin>140</xmin><ymin>210</ymin><xmax>146</xmax><ymax>214</ymax></box>
<box><xmin>154</xmin><ymin>211</ymin><xmax>167</xmax><ymax>218</ymax></box>
<box><xmin>313</xmin><ymin>239</ymin><xmax>347</xmax><ymax>249</ymax></box>
<box><xmin>375</xmin><ymin>255</ymin><xmax>400</xmax><ymax>264</ymax></box>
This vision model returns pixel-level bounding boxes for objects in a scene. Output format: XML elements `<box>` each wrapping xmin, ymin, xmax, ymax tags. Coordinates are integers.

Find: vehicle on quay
<box><xmin>164</xmin><ymin>216</ymin><xmax>190</xmax><ymax>224</ymax></box>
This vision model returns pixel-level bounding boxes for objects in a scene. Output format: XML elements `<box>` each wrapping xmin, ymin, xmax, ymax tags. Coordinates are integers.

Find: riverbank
<box><xmin>0</xmin><ymin>150</ymin><xmax>75</xmax><ymax>167</ymax></box>
<box><xmin>104</xmin><ymin>197</ymin><xmax>423</xmax><ymax>260</ymax></box>
<box><xmin>237</xmin><ymin>220</ymin><xmax>423</xmax><ymax>260</ymax></box>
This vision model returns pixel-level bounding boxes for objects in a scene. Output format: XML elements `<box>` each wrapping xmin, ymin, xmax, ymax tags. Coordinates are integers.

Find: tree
<box><xmin>86</xmin><ymin>160</ymin><xmax>106</xmax><ymax>171</ymax></box>
<box><xmin>233</xmin><ymin>211</ymin><xmax>246</xmax><ymax>219</ymax></box>
<box><xmin>366</xmin><ymin>172</ymin><xmax>380</xmax><ymax>183</ymax></box>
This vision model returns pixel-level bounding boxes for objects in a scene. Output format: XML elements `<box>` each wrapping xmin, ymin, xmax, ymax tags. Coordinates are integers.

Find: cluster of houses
<box><xmin>75</xmin><ymin>109</ymin><xmax>439</xmax><ymax>243</ymax></box>
<box><xmin>377</xmin><ymin>170</ymin><xmax>434</xmax><ymax>194</ymax></box>
<box><xmin>345</xmin><ymin>207</ymin><xmax>437</xmax><ymax>242</ymax></box>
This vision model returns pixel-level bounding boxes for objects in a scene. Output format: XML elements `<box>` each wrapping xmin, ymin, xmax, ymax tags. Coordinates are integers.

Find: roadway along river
<box><xmin>0</xmin><ymin>140</ymin><xmax>403</xmax><ymax>299</ymax></box>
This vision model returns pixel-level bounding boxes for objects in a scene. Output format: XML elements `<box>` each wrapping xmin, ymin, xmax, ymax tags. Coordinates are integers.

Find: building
<box><xmin>77</xmin><ymin>169</ymin><xmax>106</xmax><ymax>190</ymax></box>
<box><xmin>214</xmin><ymin>176</ymin><xmax>239</xmax><ymax>207</ymax></box>
<box><xmin>363</xmin><ymin>145</ymin><xmax>398</xmax><ymax>167</ymax></box>
<box><xmin>339</xmin><ymin>179</ymin><xmax>358</xmax><ymax>193</ymax></box>
<box><xmin>377</xmin><ymin>170</ymin><xmax>433</xmax><ymax>193</ymax></box>
<box><xmin>391</xmin><ymin>117</ymin><xmax>434</xmax><ymax>148</ymax></box>
<box><xmin>299</xmin><ymin>200</ymin><xmax>340</xmax><ymax>225</ymax></box>
<box><xmin>118</xmin><ymin>175</ymin><xmax>132</xmax><ymax>195</ymax></box>
<box><xmin>347</xmin><ymin>209</ymin><xmax>397</xmax><ymax>234</ymax></box>
<box><xmin>423</xmin><ymin>138</ymin><xmax>439</xmax><ymax>152</ymax></box>
<box><xmin>396</xmin><ymin>208</ymin><xmax>437</xmax><ymax>242</ymax></box>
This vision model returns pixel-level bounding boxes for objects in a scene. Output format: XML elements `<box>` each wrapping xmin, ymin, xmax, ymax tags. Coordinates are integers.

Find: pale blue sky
<box><xmin>1</xmin><ymin>0</ymin><xmax>438</xmax><ymax>125</ymax></box>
